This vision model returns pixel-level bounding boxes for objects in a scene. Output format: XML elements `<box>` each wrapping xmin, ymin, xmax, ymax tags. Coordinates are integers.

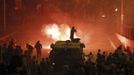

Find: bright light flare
<box><xmin>116</xmin><ymin>33</ymin><xmax>129</xmax><ymax>47</ymax></box>
<box><xmin>44</xmin><ymin>24</ymin><xmax>60</xmax><ymax>40</ymax></box>
<box><xmin>42</xmin><ymin>44</ymin><xmax>50</xmax><ymax>49</ymax></box>
<box><xmin>101</xmin><ymin>14</ymin><xmax>106</xmax><ymax>18</ymax></box>
<box><xmin>115</xmin><ymin>8</ymin><xmax>118</xmax><ymax>12</ymax></box>
<box><xmin>42</xmin><ymin>23</ymin><xmax>78</xmax><ymax>41</ymax></box>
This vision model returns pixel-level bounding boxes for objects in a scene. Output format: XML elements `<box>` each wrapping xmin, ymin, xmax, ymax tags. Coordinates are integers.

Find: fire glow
<box><xmin>41</xmin><ymin>23</ymin><xmax>91</xmax><ymax>51</ymax></box>
<box><xmin>42</xmin><ymin>23</ymin><xmax>78</xmax><ymax>41</ymax></box>
<box><xmin>116</xmin><ymin>33</ymin><xmax>129</xmax><ymax>47</ymax></box>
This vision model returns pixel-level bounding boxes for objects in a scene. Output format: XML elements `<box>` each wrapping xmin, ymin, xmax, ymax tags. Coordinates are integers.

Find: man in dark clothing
<box><xmin>15</xmin><ymin>45</ymin><xmax>23</xmax><ymax>55</ymax></box>
<box><xmin>40</xmin><ymin>58</ymin><xmax>47</xmax><ymax>75</ymax></box>
<box><xmin>8</xmin><ymin>39</ymin><xmax>15</xmax><ymax>49</ymax></box>
<box><xmin>70</xmin><ymin>27</ymin><xmax>77</xmax><ymax>41</ymax></box>
<box><xmin>96</xmin><ymin>49</ymin><xmax>105</xmax><ymax>75</ymax></box>
<box><xmin>26</xmin><ymin>43</ymin><xmax>34</xmax><ymax>56</ymax></box>
<box><xmin>35</xmin><ymin>41</ymin><xmax>42</xmax><ymax>60</ymax></box>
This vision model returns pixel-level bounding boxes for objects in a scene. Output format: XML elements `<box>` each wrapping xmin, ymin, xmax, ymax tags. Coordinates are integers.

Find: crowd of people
<box><xmin>0</xmin><ymin>39</ymin><xmax>134</xmax><ymax>75</ymax></box>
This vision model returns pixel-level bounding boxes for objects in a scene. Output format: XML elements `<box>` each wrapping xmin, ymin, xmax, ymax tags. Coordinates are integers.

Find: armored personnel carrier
<box><xmin>49</xmin><ymin>27</ymin><xmax>85</xmax><ymax>67</ymax></box>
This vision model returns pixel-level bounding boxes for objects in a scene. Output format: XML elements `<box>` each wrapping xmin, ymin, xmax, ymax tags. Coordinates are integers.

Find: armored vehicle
<box><xmin>49</xmin><ymin>27</ymin><xmax>85</xmax><ymax>67</ymax></box>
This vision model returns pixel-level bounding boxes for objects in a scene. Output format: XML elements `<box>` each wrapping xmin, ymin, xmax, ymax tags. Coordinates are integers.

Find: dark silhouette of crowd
<box><xmin>0</xmin><ymin>39</ymin><xmax>134</xmax><ymax>75</ymax></box>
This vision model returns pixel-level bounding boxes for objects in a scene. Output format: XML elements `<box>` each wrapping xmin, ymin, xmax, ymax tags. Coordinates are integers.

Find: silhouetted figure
<box><xmin>29</xmin><ymin>56</ymin><xmax>38</xmax><ymax>75</ymax></box>
<box><xmin>8</xmin><ymin>53</ymin><xmax>23</xmax><ymax>74</ymax></box>
<box><xmin>2</xmin><ymin>37</ymin><xmax>134</xmax><ymax>75</ymax></box>
<box><xmin>96</xmin><ymin>49</ymin><xmax>104</xmax><ymax>75</ymax></box>
<box><xmin>35</xmin><ymin>41</ymin><xmax>42</xmax><ymax>60</ymax></box>
<box><xmin>8</xmin><ymin>39</ymin><xmax>15</xmax><ymax>49</ymax></box>
<box><xmin>26</xmin><ymin>43</ymin><xmax>34</xmax><ymax>56</ymax></box>
<box><xmin>87</xmin><ymin>52</ymin><xmax>94</xmax><ymax>64</ymax></box>
<box><xmin>5</xmin><ymin>39</ymin><xmax>16</xmax><ymax>65</ymax></box>
<box><xmin>70</xmin><ymin>27</ymin><xmax>77</xmax><ymax>41</ymax></box>
<box><xmin>40</xmin><ymin>58</ymin><xmax>47</xmax><ymax>75</ymax></box>
<box><xmin>15</xmin><ymin>45</ymin><xmax>23</xmax><ymax>55</ymax></box>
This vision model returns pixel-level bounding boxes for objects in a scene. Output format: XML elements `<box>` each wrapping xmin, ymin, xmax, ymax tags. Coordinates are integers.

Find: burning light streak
<box><xmin>108</xmin><ymin>38</ymin><xmax>116</xmax><ymax>49</ymax></box>
<box><xmin>116</xmin><ymin>33</ymin><xmax>129</xmax><ymax>47</ymax></box>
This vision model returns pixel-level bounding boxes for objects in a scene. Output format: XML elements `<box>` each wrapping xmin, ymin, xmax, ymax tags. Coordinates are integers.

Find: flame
<box><xmin>42</xmin><ymin>44</ymin><xmax>50</xmax><ymax>49</ymax></box>
<box><xmin>44</xmin><ymin>24</ymin><xmax>61</xmax><ymax>40</ymax></box>
<box><xmin>42</xmin><ymin>23</ymin><xmax>78</xmax><ymax>41</ymax></box>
